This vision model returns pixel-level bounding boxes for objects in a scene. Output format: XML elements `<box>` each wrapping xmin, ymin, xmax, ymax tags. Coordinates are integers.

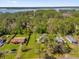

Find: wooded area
<box><xmin>0</xmin><ymin>10</ymin><xmax>79</xmax><ymax>35</ymax></box>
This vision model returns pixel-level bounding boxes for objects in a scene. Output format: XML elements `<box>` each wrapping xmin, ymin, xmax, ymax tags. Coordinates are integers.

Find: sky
<box><xmin>0</xmin><ymin>0</ymin><xmax>79</xmax><ymax>7</ymax></box>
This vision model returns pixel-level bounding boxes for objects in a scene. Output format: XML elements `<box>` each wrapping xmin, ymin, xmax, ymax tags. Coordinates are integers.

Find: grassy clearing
<box><xmin>63</xmin><ymin>35</ymin><xmax>79</xmax><ymax>57</ymax></box>
<box><xmin>0</xmin><ymin>33</ymin><xmax>40</xmax><ymax>59</ymax></box>
<box><xmin>4</xmin><ymin>53</ymin><xmax>16</xmax><ymax>59</ymax></box>
<box><xmin>69</xmin><ymin>46</ymin><xmax>79</xmax><ymax>57</ymax></box>
<box><xmin>16</xmin><ymin>34</ymin><xmax>29</xmax><ymax>38</ymax></box>
<box><xmin>0</xmin><ymin>44</ymin><xmax>19</xmax><ymax>51</ymax></box>
<box><xmin>0</xmin><ymin>44</ymin><xmax>19</xmax><ymax>59</ymax></box>
<box><xmin>21</xmin><ymin>33</ymin><xmax>40</xmax><ymax>59</ymax></box>
<box><xmin>1</xmin><ymin>34</ymin><xmax>79</xmax><ymax>59</ymax></box>
<box><xmin>0</xmin><ymin>35</ymin><xmax>19</xmax><ymax>59</ymax></box>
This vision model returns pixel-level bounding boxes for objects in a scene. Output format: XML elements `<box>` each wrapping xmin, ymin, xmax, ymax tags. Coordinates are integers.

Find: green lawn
<box><xmin>63</xmin><ymin>35</ymin><xmax>79</xmax><ymax>57</ymax></box>
<box><xmin>0</xmin><ymin>33</ymin><xmax>41</xmax><ymax>59</ymax></box>
<box><xmin>1</xmin><ymin>33</ymin><xmax>79</xmax><ymax>59</ymax></box>
<box><xmin>0</xmin><ymin>44</ymin><xmax>19</xmax><ymax>51</ymax></box>
<box><xmin>0</xmin><ymin>44</ymin><xmax>19</xmax><ymax>59</ymax></box>
<box><xmin>21</xmin><ymin>33</ymin><xmax>40</xmax><ymax>59</ymax></box>
<box><xmin>69</xmin><ymin>45</ymin><xmax>79</xmax><ymax>57</ymax></box>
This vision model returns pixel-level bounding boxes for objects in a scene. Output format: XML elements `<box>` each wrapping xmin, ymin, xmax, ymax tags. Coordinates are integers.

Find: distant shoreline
<box><xmin>0</xmin><ymin>6</ymin><xmax>79</xmax><ymax>13</ymax></box>
<box><xmin>0</xmin><ymin>6</ymin><xmax>79</xmax><ymax>9</ymax></box>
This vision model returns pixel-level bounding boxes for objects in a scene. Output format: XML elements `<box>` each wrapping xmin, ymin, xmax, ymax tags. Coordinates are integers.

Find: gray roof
<box><xmin>66</xmin><ymin>35</ymin><xmax>77</xmax><ymax>43</ymax></box>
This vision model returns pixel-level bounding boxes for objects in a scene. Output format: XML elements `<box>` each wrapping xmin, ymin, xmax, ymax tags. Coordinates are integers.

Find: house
<box><xmin>11</xmin><ymin>37</ymin><xmax>27</xmax><ymax>44</ymax></box>
<box><xmin>66</xmin><ymin>35</ymin><xmax>78</xmax><ymax>44</ymax></box>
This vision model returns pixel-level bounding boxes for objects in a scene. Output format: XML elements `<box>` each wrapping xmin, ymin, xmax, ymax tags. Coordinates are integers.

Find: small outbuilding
<box><xmin>37</xmin><ymin>34</ymin><xmax>48</xmax><ymax>44</ymax></box>
<box><xmin>55</xmin><ymin>37</ymin><xmax>64</xmax><ymax>43</ymax></box>
<box><xmin>11</xmin><ymin>37</ymin><xmax>27</xmax><ymax>44</ymax></box>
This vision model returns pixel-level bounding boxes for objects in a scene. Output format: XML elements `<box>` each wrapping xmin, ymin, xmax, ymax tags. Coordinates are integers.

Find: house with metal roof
<box><xmin>66</xmin><ymin>35</ymin><xmax>78</xmax><ymax>44</ymax></box>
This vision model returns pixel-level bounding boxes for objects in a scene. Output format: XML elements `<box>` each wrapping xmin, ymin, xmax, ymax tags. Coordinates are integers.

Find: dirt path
<box><xmin>15</xmin><ymin>44</ymin><xmax>22</xmax><ymax>59</ymax></box>
<box><xmin>58</xmin><ymin>57</ymin><xmax>79</xmax><ymax>59</ymax></box>
<box><xmin>29</xmin><ymin>57</ymin><xmax>79</xmax><ymax>59</ymax></box>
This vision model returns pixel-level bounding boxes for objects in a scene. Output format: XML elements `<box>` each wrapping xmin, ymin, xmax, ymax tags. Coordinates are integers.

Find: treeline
<box><xmin>0</xmin><ymin>9</ymin><xmax>79</xmax><ymax>35</ymax></box>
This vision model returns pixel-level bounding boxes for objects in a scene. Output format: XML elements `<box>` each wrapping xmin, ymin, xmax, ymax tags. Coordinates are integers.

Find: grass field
<box><xmin>0</xmin><ymin>33</ymin><xmax>41</xmax><ymax>59</ymax></box>
<box><xmin>21</xmin><ymin>33</ymin><xmax>40</xmax><ymax>59</ymax></box>
<box><xmin>67</xmin><ymin>45</ymin><xmax>79</xmax><ymax>58</ymax></box>
<box><xmin>0</xmin><ymin>44</ymin><xmax>19</xmax><ymax>59</ymax></box>
<box><xmin>69</xmin><ymin>35</ymin><xmax>79</xmax><ymax>57</ymax></box>
<box><xmin>0</xmin><ymin>34</ymin><xmax>79</xmax><ymax>59</ymax></box>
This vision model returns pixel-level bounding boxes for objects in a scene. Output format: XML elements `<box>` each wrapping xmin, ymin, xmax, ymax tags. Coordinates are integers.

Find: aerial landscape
<box><xmin>0</xmin><ymin>0</ymin><xmax>79</xmax><ymax>59</ymax></box>
<box><xmin>0</xmin><ymin>7</ymin><xmax>79</xmax><ymax>59</ymax></box>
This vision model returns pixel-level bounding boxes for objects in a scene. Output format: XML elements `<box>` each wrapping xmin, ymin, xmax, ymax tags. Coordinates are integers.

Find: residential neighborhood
<box><xmin>0</xmin><ymin>7</ymin><xmax>79</xmax><ymax>59</ymax></box>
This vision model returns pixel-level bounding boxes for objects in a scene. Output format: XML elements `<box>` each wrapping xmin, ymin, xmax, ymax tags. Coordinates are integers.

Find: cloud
<box><xmin>7</xmin><ymin>0</ymin><xmax>17</xmax><ymax>3</ymax></box>
<box><xmin>12</xmin><ymin>1</ymin><xmax>17</xmax><ymax>3</ymax></box>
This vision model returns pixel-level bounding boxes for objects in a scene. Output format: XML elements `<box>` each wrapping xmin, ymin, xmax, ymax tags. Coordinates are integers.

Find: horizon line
<box><xmin>0</xmin><ymin>6</ymin><xmax>79</xmax><ymax>9</ymax></box>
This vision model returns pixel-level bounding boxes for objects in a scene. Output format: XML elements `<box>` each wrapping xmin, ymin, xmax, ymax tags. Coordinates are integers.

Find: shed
<box><xmin>37</xmin><ymin>34</ymin><xmax>48</xmax><ymax>43</ymax></box>
<box><xmin>55</xmin><ymin>37</ymin><xmax>64</xmax><ymax>43</ymax></box>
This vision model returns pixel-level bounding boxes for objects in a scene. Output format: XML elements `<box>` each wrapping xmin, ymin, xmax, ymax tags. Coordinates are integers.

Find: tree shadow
<box><xmin>22</xmin><ymin>48</ymin><xmax>32</xmax><ymax>52</ymax></box>
<box><xmin>44</xmin><ymin>53</ymin><xmax>56</xmax><ymax>59</ymax></box>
